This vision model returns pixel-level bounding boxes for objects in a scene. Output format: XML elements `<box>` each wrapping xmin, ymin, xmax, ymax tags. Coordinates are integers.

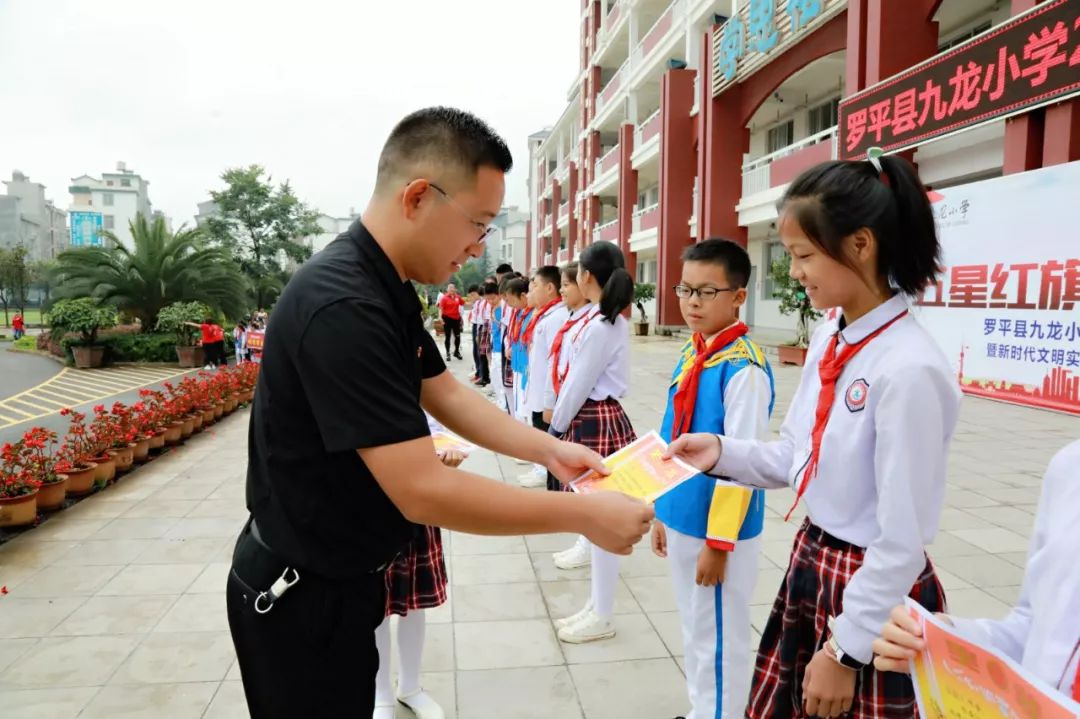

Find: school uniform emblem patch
<box><xmin>845</xmin><ymin>379</ymin><xmax>870</xmax><ymax>412</ymax></box>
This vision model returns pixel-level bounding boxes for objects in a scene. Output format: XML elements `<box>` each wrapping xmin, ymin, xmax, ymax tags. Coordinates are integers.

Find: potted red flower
<box><xmin>1</xmin><ymin>440</ymin><xmax>42</xmax><ymax>526</ymax></box>
<box><xmin>128</xmin><ymin>400</ymin><xmax>153</xmax><ymax>462</ymax></box>
<box><xmin>107</xmin><ymin>403</ymin><xmax>138</xmax><ymax>473</ymax></box>
<box><xmin>88</xmin><ymin>405</ymin><xmax>117</xmax><ymax>484</ymax></box>
<box><xmin>56</xmin><ymin>408</ymin><xmax>100</xmax><ymax>496</ymax></box>
<box><xmin>19</xmin><ymin>427</ymin><xmax>66</xmax><ymax>511</ymax></box>
<box><xmin>137</xmin><ymin>389</ymin><xmax>168</xmax><ymax>451</ymax></box>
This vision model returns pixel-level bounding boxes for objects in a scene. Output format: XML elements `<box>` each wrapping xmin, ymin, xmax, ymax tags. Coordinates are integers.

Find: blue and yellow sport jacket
<box><xmin>654</xmin><ymin>335</ymin><xmax>775</xmax><ymax>549</ymax></box>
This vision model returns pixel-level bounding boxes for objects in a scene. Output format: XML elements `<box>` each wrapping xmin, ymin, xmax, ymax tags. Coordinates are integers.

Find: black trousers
<box><xmin>442</xmin><ymin>316</ymin><xmax>462</xmax><ymax>356</ymax></box>
<box><xmin>227</xmin><ymin>519</ymin><xmax>387</xmax><ymax>718</ymax></box>
<box><xmin>531</xmin><ymin>411</ymin><xmax>561</xmax><ymax>492</ymax></box>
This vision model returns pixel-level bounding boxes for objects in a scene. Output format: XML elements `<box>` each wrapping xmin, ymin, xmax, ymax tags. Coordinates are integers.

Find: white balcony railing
<box><xmin>630</xmin><ymin>0</ymin><xmax>685</xmax><ymax>69</ymax></box>
<box><xmin>631</xmin><ymin>202</ymin><xmax>660</xmax><ymax>234</ymax></box>
<box><xmin>598</xmin><ymin>218</ymin><xmax>619</xmax><ymax>243</ymax></box>
<box><xmin>594</xmin><ymin>144</ymin><xmax>621</xmax><ymax>181</ymax></box>
<box><xmin>634</xmin><ymin>108</ymin><xmax>662</xmax><ymax>150</ymax></box>
<box><xmin>690</xmin><ymin>177</ymin><xmax>699</xmax><ymax>224</ymax></box>
<box><xmin>742</xmin><ymin>126</ymin><xmax>839</xmax><ymax>197</ymax></box>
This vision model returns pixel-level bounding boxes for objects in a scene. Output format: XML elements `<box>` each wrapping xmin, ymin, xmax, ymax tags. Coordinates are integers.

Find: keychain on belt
<box><xmin>254</xmin><ymin>567</ymin><xmax>301</xmax><ymax>614</ymax></box>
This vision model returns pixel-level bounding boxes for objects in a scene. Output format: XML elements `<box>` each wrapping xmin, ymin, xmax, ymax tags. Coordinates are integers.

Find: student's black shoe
<box><xmin>445</xmin><ymin>354</ymin><xmax>452</xmax><ymax>362</ymax></box>
<box><xmin>454</xmin><ymin>352</ymin><xmax>463</xmax><ymax>360</ymax></box>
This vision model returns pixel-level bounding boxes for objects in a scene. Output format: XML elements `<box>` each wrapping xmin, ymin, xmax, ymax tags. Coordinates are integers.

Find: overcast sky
<box><xmin>0</xmin><ymin>0</ymin><xmax>579</xmax><ymax>226</ymax></box>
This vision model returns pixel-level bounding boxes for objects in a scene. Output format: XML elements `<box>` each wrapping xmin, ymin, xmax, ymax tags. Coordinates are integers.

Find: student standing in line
<box><xmin>549</xmin><ymin>241</ymin><xmax>637</xmax><ymax>644</ymax></box>
<box><xmin>489</xmin><ymin>263</ymin><xmax>515</xmax><ymax>410</ymax></box>
<box><xmin>518</xmin><ymin>265</ymin><xmax>568</xmax><ymax>488</ymax></box>
<box><xmin>651</xmin><ymin>239</ymin><xmax>774</xmax><ymax>719</ymax></box>
<box><xmin>872</xmin><ymin>438</ymin><xmax>1080</xmax><ymax>708</ymax></box>
<box><xmin>500</xmin><ymin>275</ymin><xmax>528</xmax><ymax>420</ymax></box>
<box><xmin>507</xmin><ymin>276</ymin><xmax>535</xmax><ymax>429</ymax></box>
<box><xmin>665</xmin><ymin>152</ymin><xmax>961</xmax><ymax>719</ymax></box>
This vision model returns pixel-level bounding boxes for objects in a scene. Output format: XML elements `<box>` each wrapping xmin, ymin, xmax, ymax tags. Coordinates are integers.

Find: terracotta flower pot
<box><xmin>63</xmin><ymin>464</ymin><xmax>99</xmax><ymax>496</ymax></box>
<box><xmin>110</xmin><ymin>445</ymin><xmax>135</xmax><ymax>473</ymax></box>
<box><xmin>777</xmin><ymin>345</ymin><xmax>809</xmax><ymax>367</ymax></box>
<box><xmin>181</xmin><ymin>417</ymin><xmax>195</xmax><ymax>438</ymax></box>
<box><xmin>91</xmin><ymin>455</ymin><xmax>116</xmax><ymax>483</ymax></box>
<box><xmin>71</xmin><ymin>345</ymin><xmax>106</xmax><ymax>369</ymax></box>
<box><xmin>202</xmin><ymin>408</ymin><xmax>215</xmax><ymax>424</ymax></box>
<box><xmin>149</xmin><ymin>432</ymin><xmax>166</xmax><ymax>450</ymax></box>
<box><xmin>243</xmin><ymin>389</ymin><xmax>255</xmax><ymax>403</ymax></box>
<box><xmin>0</xmin><ymin>491</ymin><xmax>39</xmax><ymax>527</ymax></box>
<box><xmin>214</xmin><ymin>402</ymin><xmax>224</xmax><ymax>418</ymax></box>
<box><xmin>133</xmin><ymin>438</ymin><xmax>151</xmax><ymax>463</ymax></box>
<box><xmin>190</xmin><ymin>413</ymin><xmax>204</xmax><ymax>432</ymax></box>
<box><xmin>175</xmin><ymin>345</ymin><xmax>206</xmax><ymax>368</ymax></box>
<box><xmin>164</xmin><ymin>422</ymin><xmax>184</xmax><ymax>446</ymax></box>
<box><xmin>36</xmin><ymin>477</ymin><xmax>69</xmax><ymax>511</ymax></box>
<box><xmin>225</xmin><ymin>396</ymin><xmax>238</xmax><ymax>413</ymax></box>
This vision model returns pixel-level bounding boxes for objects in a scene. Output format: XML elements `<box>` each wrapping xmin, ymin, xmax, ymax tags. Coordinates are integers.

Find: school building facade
<box><xmin>525</xmin><ymin>0</ymin><xmax>1080</xmax><ymax>336</ymax></box>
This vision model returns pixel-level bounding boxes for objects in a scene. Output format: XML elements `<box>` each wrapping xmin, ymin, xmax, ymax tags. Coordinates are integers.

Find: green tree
<box><xmin>0</xmin><ymin>246</ymin><xmax>31</xmax><ymax>325</ymax></box>
<box><xmin>46</xmin><ymin>298</ymin><xmax>118</xmax><ymax>345</ymax></box>
<box><xmin>53</xmin><ymin>213</ymin><xmax>248</xmax><ymax>331</ymax></box>
<box><xmin>770</xmin><ymin>254</ymin><xmax>822</xmax><ymax>347</ymax></box>
<box><xmin>202</xmin><ymin>165</ymin><xmax>321</xmax><ymax>308</ymax></box>
<box><xmin>29</xmin><ymin>258</ymin><xmax>58</xmax><ymax>308</ymax></box>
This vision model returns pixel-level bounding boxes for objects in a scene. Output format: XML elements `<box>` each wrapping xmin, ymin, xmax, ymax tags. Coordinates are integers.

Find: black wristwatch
<box><xmin>826</xmin><ymin>633</ymin><xmax>868</xmax><ymax>670</ymax></box>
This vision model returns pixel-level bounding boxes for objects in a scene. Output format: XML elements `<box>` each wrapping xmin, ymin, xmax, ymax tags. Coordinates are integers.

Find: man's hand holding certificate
<box><xmin>569</xmin><ymin>431</ymin><xmax>700</xmax><ymax>503</ymax></box>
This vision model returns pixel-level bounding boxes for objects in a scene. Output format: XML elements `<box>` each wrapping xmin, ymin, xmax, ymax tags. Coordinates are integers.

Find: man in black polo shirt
<box><xmin>227</xmin><ymin>107</ymin><xmax>655</xmax><ymax>717</ymax></box>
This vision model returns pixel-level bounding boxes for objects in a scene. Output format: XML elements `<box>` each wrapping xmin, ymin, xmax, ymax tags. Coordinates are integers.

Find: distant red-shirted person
<box><xmin>438</xmin><ymin>283</ymin><xmax>465</xmax><ymax>361</ymax></box>
<box><xmin>12</xmin><ymin>312</ymin><xmax>25</xmax><ymax>340</ymax></box>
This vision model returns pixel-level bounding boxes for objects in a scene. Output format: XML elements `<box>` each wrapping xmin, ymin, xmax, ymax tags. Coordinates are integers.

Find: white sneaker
<box><xmin>554</xmin><ymin>599</ymin><xmax>594</xmax><ymax>629</ymax></box>
<box><xmin>553</xmin><ymin>541</ymin><xmax>591</xmax><ymax>569</ymax></box>
<box><xmin>518</xmin><ymin>471</ymin><xmax>545</xmax><ymax>488</ymax></box>
<box><xmin>557</xmin><ymin>609</ymin><xmax>616</xmax><ymax>644</ymax></box>
<box><xmin>396</xmin><ymin>689</ymin><xmax>445</xmax><ymax>719</ymax></box>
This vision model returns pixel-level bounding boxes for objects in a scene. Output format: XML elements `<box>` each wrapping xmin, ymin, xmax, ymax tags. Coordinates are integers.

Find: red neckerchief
<box><xmin>556</xmin><ymin>307</ymin><xmax>603</xmax><ymax>393</ymax></box>
<box><xmin>785</xmin><ymin>310</ymin><xmax>908</xmax><ymax>521</ymax></box>
<box><xmin>549</xmin><ymin>305</ymin><xmax>592</xmax><ymax>396</ymax></box>
<box><xmin>670</xmin><ymin>322</ymin><xmax>749</xmax><ymax>439</ymax></box>
<box><xmin>521</xmin><ymin>299</ymin><xmax>561</xmax><ymax>348</ymax></box>
<box><xmin>507</xmin><ymin>308</ymin><xmax>526</xmax><ymax>344</ymax></box>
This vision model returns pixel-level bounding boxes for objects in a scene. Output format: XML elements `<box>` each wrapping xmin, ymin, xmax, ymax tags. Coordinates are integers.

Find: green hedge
<box><xmin>58</xmin><ymin>332</ymin><xmax>237</xmax><ymax>364</ymax></box>
<box><xmin>12</xmin><ymin>335</ymin><xmax>37</xmax><ymax>350</ymax></box>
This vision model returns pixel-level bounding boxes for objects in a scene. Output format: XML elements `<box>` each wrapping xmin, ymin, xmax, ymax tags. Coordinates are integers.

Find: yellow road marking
<box><xmin>0</xmin><ymin>366</ymin><xmax>196</xmax><ymax>429</ymax></box>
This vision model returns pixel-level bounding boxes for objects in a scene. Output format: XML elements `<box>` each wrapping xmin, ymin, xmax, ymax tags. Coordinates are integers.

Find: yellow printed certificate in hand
<box><xmin>431</xmin><ymin>432</ymin><xmax>478</xmax><ymax>456</ymax></box>
<box><xmin>905</xmin><ymin>599</ymin><xmax>1080</xmax><ymax>719</ymax></box>
<box><xmin>569</xmin><ymin>431</ymin><xmax>699</xmax><ymax>503</ymax></box>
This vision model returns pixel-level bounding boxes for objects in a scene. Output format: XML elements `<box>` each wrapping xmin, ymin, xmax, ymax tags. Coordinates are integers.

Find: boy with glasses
<box><xmin>651</xmin><ymin>239</ymin><xmax>775</xmax><ymax>719</ymax></box>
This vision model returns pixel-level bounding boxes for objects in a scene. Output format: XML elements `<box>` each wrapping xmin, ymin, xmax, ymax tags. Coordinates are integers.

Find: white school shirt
<box><xmin>524</xmin><ymin>303</ymin><xmax>569</xmax><ymax>414</ymax></box>
<box><xmin>712</xmin><ymin>293</ymin><xmax>961</xmax><ymax>664</ymax></box>
<box><xmin>950</xmin><ymin>440</ymin><xmax>1080</xmax><ymax>699</ymax></box>
<box><xmin>550</xmin><ymin>309</ymin><xmax>630</xmax><ymax>435</ymax></box>
<box><xmin>543</xmin><ymin>303</ymin><xmax>594</xmax><ymax>412</ymax></box>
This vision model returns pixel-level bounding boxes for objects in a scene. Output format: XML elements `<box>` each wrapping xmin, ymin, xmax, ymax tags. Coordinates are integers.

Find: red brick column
<box><xmin>657</xmin><ymin>68</ymin><xmax>695</xmax><ymax>327</ymax></box>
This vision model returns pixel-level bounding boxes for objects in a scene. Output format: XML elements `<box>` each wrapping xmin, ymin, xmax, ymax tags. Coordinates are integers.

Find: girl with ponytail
<box><xmin>665</xmin><ymin>149</ymin><xmax>962</xmax><ymax>718</ymax></box>
<box><xmin>549</xmin><ymin>241</ymin><xmax>639</xmax><ymax>644</ymax></box>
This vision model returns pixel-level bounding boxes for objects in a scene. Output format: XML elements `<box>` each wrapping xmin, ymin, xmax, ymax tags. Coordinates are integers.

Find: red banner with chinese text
<box><xmin>839</xmin><ymin>0</ymin><xmax>1080</xmax><ymax>160</ymax></box>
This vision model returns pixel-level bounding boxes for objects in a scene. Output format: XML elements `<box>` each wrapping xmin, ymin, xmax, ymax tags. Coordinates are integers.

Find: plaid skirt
<box><xmin>747</xmin><ymin>519</ymin><xmax>947</xmax><ymax>719</ymax></box>
<box><xmin>383</xmin><ymin>524</ymin><xmax>448</xmax><ymax>617</ymax></box>
<box><xmin>557</xmin><ymin>398</ymin><xmax>637</xmax><ymax>493</ymax></box>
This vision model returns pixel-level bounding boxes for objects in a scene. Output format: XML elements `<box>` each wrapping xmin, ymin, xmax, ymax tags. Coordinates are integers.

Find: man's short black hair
<box><xmin>495</xmin><ymin>263</ymin><xmax>513</xmax><ymax>275</ymax></box>
<box><xmin>482</xmin><ymin>282</ymin><xmax>499</xmax><ymax>296</ymax></box>
<box><xmin>681</xmin><ymin>238</ymin><xmax>752</xmax><ymax>288</ymax></box>
<box><xmin>466</xmin><ymin>284</ymin><xmax>480</xmax><ymax>294</ymax></box>
<box><xmin>534</xmin><ymin>265</ymin><xmax>561</xmax><ymax>289</ymax></box>
<box><xmin>375</xmin><ymin>107</ymin><xmax>513</xmax><ymax>193</ymax></box>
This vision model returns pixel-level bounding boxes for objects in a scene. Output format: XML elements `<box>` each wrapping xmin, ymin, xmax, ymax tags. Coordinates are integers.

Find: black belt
<box><xmin>801</xmin><ymin>519</ymin><xmax>865</xmax><ymax>552</ymax></box>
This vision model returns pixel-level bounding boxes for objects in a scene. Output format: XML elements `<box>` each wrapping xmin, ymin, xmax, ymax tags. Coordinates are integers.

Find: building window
<box><xmin>120</xmin><ymin>178</ymin><xmax>131</xmax><ymax>187</ymax></box>
<box><xmin>939</xmin><ymin>20</ymin><xmax>992</xmax><ymax>51</ymax></box>
<box><xmin>106</xmin><ymin>180</ymin><xmax>114</xmax><ymax>186</ymax></box>
<box><xmin>104</xmin><ymin>215</ymin><xmax>115</xmax><ymax>230</ymax></box>
<box><xmin>766</xmin><ymin>120</ymin><xmax>794</xmax><ymax>154</ymax></box>
<box><xmin>103</xmin><ymin>193</ymin><xmax>115</xmax><ymax>206</ymax></box>
<box><xmin>808</xmin><ymin>97</ymin><xmax>839</xmax><ymax>135</ymax></box>
<box><xmin>762</xmin><ymin>240</ymin><xmax>787</xmax><ymax>299</ymax></box>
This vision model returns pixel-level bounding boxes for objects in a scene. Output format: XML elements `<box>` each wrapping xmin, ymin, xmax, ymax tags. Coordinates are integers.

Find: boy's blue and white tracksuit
<box><xmin>654</xmin><ymin>336</ymin><xmax>775</xmax><ymax>719</ymax></box>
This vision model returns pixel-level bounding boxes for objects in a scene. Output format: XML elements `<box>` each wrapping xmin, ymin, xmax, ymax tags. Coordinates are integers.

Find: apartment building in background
<box><xmin>68</xmin><ymin>161</ymin><xmax>154</xmax><ymax>249</ymax></box>
<box><xmin>527</xmin><ymin>0</ymin><xmax>1080</xmax><ymax>335</ymax></box>
<box><xmin>0</xmin><ymin>171</ymin><xmax>68</xmax><ymax>260</ymax></box>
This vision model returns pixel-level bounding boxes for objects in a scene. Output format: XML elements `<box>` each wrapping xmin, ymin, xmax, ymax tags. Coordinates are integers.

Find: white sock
<box><xmin>396</xmin><ymin>610</ymin><xmax>426</xmax><ymax>697</ymax></box>
<box><xmin>590</xmin><ymin>544</ymin><xmax>620</xmax><ymax>619</ymax></box>
<box><xmin>374</xmin><ymin>617</ymin><xmax>393</xmax><ymax>706</ymax></box>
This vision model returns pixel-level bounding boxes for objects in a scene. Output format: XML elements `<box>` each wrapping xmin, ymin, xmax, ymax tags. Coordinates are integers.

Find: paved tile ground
<box><xmin>0</xmin><ymin>333</ymin><xmax>1075</xmax><ymax>718</ymax></box>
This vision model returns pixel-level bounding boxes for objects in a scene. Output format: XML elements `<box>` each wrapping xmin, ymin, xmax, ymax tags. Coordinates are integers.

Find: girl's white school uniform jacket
<box><xmin>711</xmin><ymin>294</ymin><xmax>962</xmax><ymax>665</ymax></box>
<box><xmin>523</xmin><ymin>303</ymin><xmax>569</xmax><ymax>417</ymax></box>
<box><xmin>549</xmin><ymin>311</ymin><xmax>630</xmax><ymax>436</ymax></box>
<box><xmin>950</xmin><ymin>439</ymin><xmax>1080</xmax><ymax>700</ymax></box>
<box><xmin>543</xmin><ymin>304</ymin><xmax>594</xmax><ymax>415</ymax></box>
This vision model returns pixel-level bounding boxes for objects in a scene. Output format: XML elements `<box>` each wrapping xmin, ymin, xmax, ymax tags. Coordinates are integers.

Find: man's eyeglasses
<box><xmin>428</xmin><ymin>183</ymin><xmax>496</xmax><ymax>244</ymax></box>
<box><xmin>673</xmin><ymin>284</ymin><xmax>738</xmax><ymax>301</ymax></box>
